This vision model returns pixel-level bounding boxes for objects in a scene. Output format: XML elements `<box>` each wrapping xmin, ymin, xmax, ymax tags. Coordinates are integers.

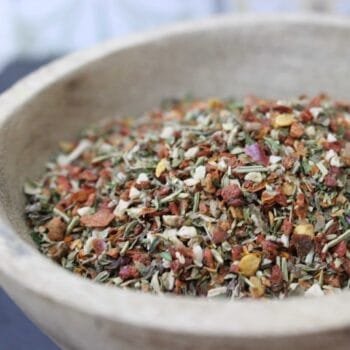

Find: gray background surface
<box><xmin>0</xmin><ymin>59</ymin><xmax>59</xmax><ymax>350</ymax></box>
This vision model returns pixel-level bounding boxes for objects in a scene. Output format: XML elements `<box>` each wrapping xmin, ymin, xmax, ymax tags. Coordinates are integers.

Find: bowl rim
<box><xmin>1</xmin><ymin>13</ymin><xmax>350</xmax><ymax>338</ymax></box>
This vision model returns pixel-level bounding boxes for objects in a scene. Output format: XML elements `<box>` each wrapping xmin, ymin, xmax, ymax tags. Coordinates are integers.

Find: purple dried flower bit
<box><xmin>244</xmin><ymin>143</ymin><xmax>269</xmax><ymax>166</ymax></box>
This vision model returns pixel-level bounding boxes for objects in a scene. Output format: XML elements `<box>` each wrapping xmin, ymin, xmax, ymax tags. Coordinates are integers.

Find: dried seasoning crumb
<box><xmin>25</xmin><ymin>94</ymin><xmax>350</xmax><ymax>299</ymax></box>
<box><xmin>46</xmin><ymin>217</ymin><xmax>66</xmax><ymax>241</ymax></box>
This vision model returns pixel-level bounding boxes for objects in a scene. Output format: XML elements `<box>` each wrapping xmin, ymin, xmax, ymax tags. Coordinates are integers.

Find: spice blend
<box><xmin>25</xmin><ymin>94</ymin><xmax>350</xmax><ymax>299</ymax></box>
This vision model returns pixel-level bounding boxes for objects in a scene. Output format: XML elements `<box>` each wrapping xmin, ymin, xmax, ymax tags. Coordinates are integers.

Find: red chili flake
<box><xmin>135</xmin><ymin>181</ymin><xmax>151</xmax><ymax>190</ymax></box>
<box><xmin>290</xmin><ymin>122</ymin><xmax>304</xmax><ymax>138</ymax></box>
<box><xmin>281</xmin><ymin>218</ymin><xmax>293</xmax><ymax>236</ymax></box>
<box><xmin>271</xmin><ymin>105</ymin><xmax>293</xmax><ymax>113</ymax></box>
<box><xmin>106</xmin><ymin>248</ymin><xmax>119</xmax><ymax>259</ymax></box>
<box><xmin>325</xmin><ymin>222</ymin><xmax>340</xmax><ymax>236</ymax></box>
<box><xmin>300</xmin><ymin>109</ymin><xmax>313</xmax><ymax>123</ymax></box>
<box><xmin>255</xmin><ymin>234</ymin><xmax>265</xmax><ymax>245</ymax></box>
<box><xmin>283</xmin><ymin>136</ymin><xmax>295</xmax><ymax>147</ymax></box>
<box><xmin>199</xmin><ymin>201</ymin><xmax>209</xmax><ymax>214</ymax></box>
<box><xmin>324</xmin><ymin>174</ymin><xmax>338</xmax><ymax>187</ymax></box>
<box><xmin>242</xmin><ymin>106</ymin><xmax>258</xmax><ymax>122</ymax></box>
<box><xmin>333</xmin><ymin>240</ymin><xmax>347</xmax><ymax>258</ymax></box>
<box><xmin>229</xmin><ymin>263</ymin><xmax>240</xmax><ymax>274</ymax></box>
<box><xmin>244</xmin><ymin>143</ymin><xmax>269</xmax><ymax>166</ymax></box>
<box><xmin>261</xmin><ymin>239</ymin><xmax>279</xmax><ymax>259</ymax></box>
<box><xmin>325</xmin><ymin>275</ymin><xmax>341</xmax><ymax>288</ymax></box>
<box><xmin>230</xmin><ymin>198</ymin><xmax>245</xmax><ymax>207</ymax></box>
<box><xmin>157</xmin><ymin>144</ymin><xmax>169</xmax><ymax>159</ymax></box>
<box><xmin>177</xmin><ymin>245</ymin><xmax>193</xmax><ymax>259</ymax></box>
<box><xmin>282</xmin><ymin>155</ymin><xmax>296</xmax><ymax>170</ymax></box>
<box><xmin>203</xmin><ymin>248</ymin><xmax>215</xmax><ymax>268</ymax></box>
<box><xmin>274</xmin><ymin>192</ymin><xmax>288</xmax><ymax>207</ymax></box>
<box><xmin>119</xmin><ymin>189</ymin><xmax>131</xmax><ymax>201</ymax></box>
<box><xmin>119</xmin><ymin>125</ymin><xmax>131</xmax><ymax>136</ymax></box>
<box><xmin>133</xmin><ymin>224</ymin><xmax>144</xmax><ymax>236</ymax></box>
<box><xmin>231</xmin><ymin>245</ymin><xmax>243</xmax><ymax>260</ymax></box>
<box><xmin>211</xmin><ymin>227</ymin><xmax>227</xmax><ymax>244</ymax></box>
<box><xmin>85</xmin><ymin>193</ymin><xmax>96</xmax><ymax>207</ymax></box>
<box><xmin>261</xmin><ymin>191</ymin><xmax>287</xmax><ymax>207</ymax></box>
<box><xmin>329</xmin><ymin>118</ymin><xmax>341</xmax><ymax>133</ymax></box>
<box><xmin>79</xmin><ymin>170</ymin><xmax>98</xmax><ymax>182</ymax></box>
<box><xmin>157</xmin><ymin>186</ymin><xmax>171</xmax><ymax>197</ymax></box>
<box><xmin>99</xmin><ymin>168</ymin><xmax>112</xmax><ymax>179</ymax></box>
<box><xmin>67</xmin><ymin>165</ymin><xmax>82</xmax><ymax>178</ymax></box>
<box><xmin>92</xmin><ymin>238</ymin><xmax>106</xmax><ymax>256</ymax></box>
<box><xmin>197</xmin><ymin>146</ymin><xmax>213</xmax><ymax>157</ymax></box>
<box><xmin>69</xmin><ymin>188</ymin><xmax>95</xmax><ymax>205</ymax></box>
<box><xmin>80</xmin><ymin>208</ymin><xmax>115</xmax><ymax>228</ymax></box>
<box><xmin>342</xmin><ymin>259</ymin><xmax>350</xmax><ymax>276</ymax></box>
<box><xmin>142</xmin><ymin>208</ymin><xmax>170</xmax><ymax>218</ymax></box>
<box><xmin>56</xmin><ymin>176</ymin><xmax>71</xmax><ymax>194</ymax></box>
<box><xmin>323</xmin><ymin>141</ymin><xmax>343</xmax><ymax>153</ymax></box>
<box><xmin>270</xmin><ymin>265</ymin><xmax>283</xmax><ymax>292</ymax></box>
<box><xmin>128</xmin><ymin>250</ymin><xmax>151</xmax><ymax>265</ymax></box>
<box><xmin>308</xmin><ymin>94</ymin><xmax>327</xmax><ymax>107</ymax></box>
<box><xmin>243</xmin><ymin>180</ymin><xmax>266</xmax><ymax>193</ymax></box>
<box><xmin>294</xmin><ymin>193</ymin><xmax>308</xmax><ymax>219</ymax></box>
<box><xmin>291</xmin><ymin>234</ymin><xmax>314</xmax><ymax>258</ymax></box>
<box><xmin>119</xmin><ymin>265</ymin><xmax>139</xmax><ymax>280</ymax></box>
<box><xmin>174</xmin><ymin>279</ymin><xmax>185</xmax><ymax>294</ymax></box>
<box><xmin>221</xmin><ymin>184</ymin><xmax>242</xmax><ymax>205</ymax></box>
<box><xmin>235</xmin><ymin>228</ymin><xmax>248</xmax><ymax>239</ymax></box>
<box><xmin>168</xmin><ymin>201</ymin><xmax>180</xmax><ymax>215</ymax></box>
<box><xmin>170</xmin><ymin>260</ymin><xmax>182</xmax><ymax>272</ymax></box>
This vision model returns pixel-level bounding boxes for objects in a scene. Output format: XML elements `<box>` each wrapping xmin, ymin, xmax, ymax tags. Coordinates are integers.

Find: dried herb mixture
<box><xmin>25</xmin><ymin>94</ymin><xmax>350</xmax><ymax>299</ymax></box>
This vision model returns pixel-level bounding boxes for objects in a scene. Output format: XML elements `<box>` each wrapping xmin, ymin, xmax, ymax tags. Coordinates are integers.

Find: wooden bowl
<box><xmin>1</xmin><ymin>14</ymin><xmax>350</xmax><ymax>350</ymax></box>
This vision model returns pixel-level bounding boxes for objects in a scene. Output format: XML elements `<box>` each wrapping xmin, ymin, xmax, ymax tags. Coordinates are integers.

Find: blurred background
<box><xmin>0</xmin><ymin>1</ymin><xmax>349</xmax><ymax>349</ymax></box>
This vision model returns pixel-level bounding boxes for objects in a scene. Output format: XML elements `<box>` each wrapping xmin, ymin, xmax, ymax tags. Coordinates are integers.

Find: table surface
<box><xmin>0</xmin><ymin>58</ymin><xmax>59</xmax><ymax>350</ymax></box>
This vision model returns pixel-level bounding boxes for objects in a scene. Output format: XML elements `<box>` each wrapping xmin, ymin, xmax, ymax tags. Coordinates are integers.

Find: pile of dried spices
<box><xmin>25</xmin><ymin>94</ymin><xmax>350</xmax><ymax>299</ymax></box>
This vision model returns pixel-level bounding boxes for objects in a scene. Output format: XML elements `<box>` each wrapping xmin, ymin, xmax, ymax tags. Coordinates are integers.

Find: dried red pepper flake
<box><xmin>281</xmin><ymin>218</ymin><xmax>293</xmax><ymax>236</ymax></box>
<box><xmin>221</xmin><ymin>184</ymin><xmax>242</xmax><ymax>205</ymax></box>
<box><xmin>270</xmin><ymin>265</ymin><xmax>284</xmax><ymax>292</ymax></box>
<box><xmin>80</xmin><ymin>208</ymin><xmax>115</xmax><ymax>228</ymax></box>
<box><xmin>119</xmin><ymin>265</ymin><xmax>139</xmax><ymax>280</ymax></box>
<box><xmin>211</xmin><ymin>227</ymin><xmax>228</xmax><ymax>245</ymax></box>
<box><xmin>290</xmin><ymin>122</ymin><xmax>304</xmax><ymax>138</ymax></box>
<box><xmin>92</xmin><ymin>238</ymin><xmax>106</xmax><ymax>256</ymax></box>
<box><xmin>261</xmin><ymin>190</ymin><xmax>287</xmax><ymax>207</ymax></box>
<box><xmin>231</xmin><ymin>245</ymin><xmax>243</xmax><ymax>260</ymax></box>
<box><xmin>170</xmin><ymin>260</ymin><xmax>182</xmax><ymax>272</ymax></box>
<box><xmin>168</xmin><ymin>201</ymin><xmax>180</xmax><ymax>215</ymax></box>
<box><xmin>294</xmin><ymin>193</ymin><xmax>308</xmax><ymax>219</ymax></box>
<box><xmin>333</xmin><ymin>241</ymin><xmax>347</xmax><ymax>258</ymax></box>
<box><xmin>128</xmin><ymin>250</ymin><xmax>151</xmax><ymax>265</ymax></box>
<box><xmin>323</xmin><ymin>141</ymin><xmax>343</xmax><ymax>153</ymax></box>
<box><xmin>56</xmin><ymin>176</ymin><xmax>71</xmax><ymax>194</ymax></box>
<box><xmin>68</xmin><ymin>187</ymin><xmax>95</xmax><ymax>205</ymax></box>
<box><xmin>324</xmin><ymin>174</ymin><xmax>338</xmax><ymax>187</ymax></box>
<box><xmin>79</xmin><ymin>170</ymin><xmax>98</xmax><ymax>182</ymax></box>
<box><xmin>291</xmin><ymin>234</ymin><xmax>314</xmax><ymax>258</ymax></box>
<box><xmin>261</xmin><ymin>239</ymin><xmax>279</xmax><ymax>258</ymax></box>
<box><xmin>271</xmin><ymin>104</ymin><xmax>293</xmax><ymax>113</ymax></box>
<box><xmin>203</xmin><ymin>248</ymin><xmax>215</xmax><ymax>269</ymax></box>
<box><xmin>300</xmin><ymin>109</ymin><xmax>314</xmax><ymax>123</ymax></box>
